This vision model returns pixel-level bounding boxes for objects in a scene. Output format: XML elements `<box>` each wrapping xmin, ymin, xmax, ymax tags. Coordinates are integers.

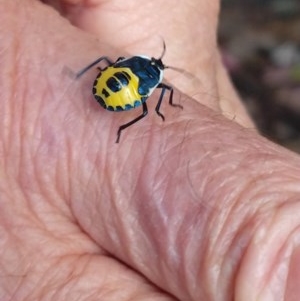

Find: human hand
<box><xmin>1</xmin><ymin>1</ymin><xmax>300</xmax><ymax>301</ymax></box>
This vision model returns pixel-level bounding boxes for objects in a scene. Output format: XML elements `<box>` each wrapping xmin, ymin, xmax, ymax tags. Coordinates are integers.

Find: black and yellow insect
<box><xmin>76</xmin><ymin>43</ymin><xmax>182</xmax><ymax>143</ymax></box>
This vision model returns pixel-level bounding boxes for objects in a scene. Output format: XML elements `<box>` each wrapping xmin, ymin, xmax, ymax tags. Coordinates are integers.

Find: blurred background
<box><xmin>219</xmin><ymin>0</ymin><xmax>300</xmax><ymax>153</ymax></box>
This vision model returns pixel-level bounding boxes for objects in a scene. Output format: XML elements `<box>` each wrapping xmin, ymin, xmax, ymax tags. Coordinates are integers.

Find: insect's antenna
<box><xmin>165</xmin><ymin>65</ymin><xmax>185</xmax><ymax>72</ymax></box>
<box><xmin>164</xmin><ymin>65</ymin><xmax>199</xmax><ymax>82</ymax></box>
<box><xmin>159</xmin><ymin>39</ymin><xmax>167</xmax><ymax>60</ymax></box>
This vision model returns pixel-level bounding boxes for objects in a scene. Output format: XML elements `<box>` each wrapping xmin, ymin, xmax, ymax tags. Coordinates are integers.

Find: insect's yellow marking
<box><xmin>94</xmin><ymin>67</ymin><xmax>142</xmax><ymax>109</ymax></box>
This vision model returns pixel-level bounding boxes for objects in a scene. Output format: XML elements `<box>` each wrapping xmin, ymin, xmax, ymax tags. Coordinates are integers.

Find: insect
<box><xmin>76</xmin><ymin>42</ymin><xmax>183</xmax><ymax>143</ymax></box>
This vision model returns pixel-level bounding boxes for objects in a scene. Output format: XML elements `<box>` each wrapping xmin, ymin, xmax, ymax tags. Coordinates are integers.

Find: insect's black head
<box><xmin>151</xmin><ymin>40</ymin><xmax>166</xmax><ymax>70</ymax></box>
<box><xmin>151</xmin><ymin>57</ymin><xmax>165</xmax><ymax>70</ymax></box>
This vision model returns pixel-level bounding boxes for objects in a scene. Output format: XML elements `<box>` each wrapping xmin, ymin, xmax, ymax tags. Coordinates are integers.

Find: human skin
<box><xmin>1</xmin><ymin>0</ymin><xmax>300</xmax><ymax>301</ymax></box>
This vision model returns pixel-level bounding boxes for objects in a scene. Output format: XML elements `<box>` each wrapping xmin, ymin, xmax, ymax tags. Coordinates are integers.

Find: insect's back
<box><xmin>93</xmin><ymin>56</ymin><xmax>164</xmax><ymax>112</ymax></box>
<box><xmin>93</xmin><ymin>66</ymin><xmax>142</xmax><ymax>111</ymax></box>
<box><xmin>115</xmin><ymin>56</ymin><xmax>163</xmax><ymax>96</ymax></box>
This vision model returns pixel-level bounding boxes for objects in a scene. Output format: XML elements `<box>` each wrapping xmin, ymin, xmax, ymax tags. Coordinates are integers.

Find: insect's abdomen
<box><xmin>93</xmin><ymin>67</ymin><xmax>144</xmax><ymax>111</ymax></box>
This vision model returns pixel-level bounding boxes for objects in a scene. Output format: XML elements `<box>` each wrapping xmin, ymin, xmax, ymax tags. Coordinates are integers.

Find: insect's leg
<box><xmin>96</xmin><ymin>56</ymin><xmax>126</xmax><ymax>72</ymax></box>
<box><xmin>155</xmin><ymin>83</ymin><xmax>183</xmax><ymax>121</ymax></box>
<box><xmin>76</xmin><ymin>56</ymin><xmax>114</xmax><ymax>78</ymax></box>
<box><xmin>116</xmin><ymin>57</ymin><xmax>126</xmax><ymax>62</ymax></box>
<box><xmin>116</xmin><ymin>102</ymin><xmax>148</xmax><ymax>143</ymax></box>
<box><xmin>97</xmin><ymin>57</ymin><xmax>127</xmax><ymax>72</ymax></box>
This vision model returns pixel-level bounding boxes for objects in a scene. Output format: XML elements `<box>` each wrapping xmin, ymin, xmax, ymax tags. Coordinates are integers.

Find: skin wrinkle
<box><xmin>283</xmin><ymin>228</ymin><xmax>300</xmax><ymax>301</ymax></box>
<box><xmin>0</xmin><ymin>58</ymin><xmax>13</xmax><ymax>164</ymax></box>
<box><xmin>100</xmin><ymin>161</ymin><xmax>134</xmax><ymax>255</ymax></box>
<box><xmin>199</xmin><ymin>176</ymin><xmax>268</xmax><ymax>298</ymax></box>
<box><xmin>156</xmin><ymin>122</ymin><xmax>299</xmax><ymax>299</ymax></box>
<box><xmin>13</xmin><ymin>248</ymin><xmax>106</xmax><ymax>300</ymax></box>
<box><xmin>261</xmin><ymin>223</ymin><xmax>293</xmax><ymax>300</ymax></box>
<box><xmin>116</xmin><ymin>115</ymin><xmax>236</xmax><ymax>296</ymax></box>
<box><xmin>68</xmin><ymin>87</ymin><xmax>116</xmax><ymax>213</ymax></box>
<box><xmin>208</xmin><ymin>177</ymin><xmax>254</xmax><ymax>278</ymax></box>
<box><xmin>16</xmin><ymin>256</ymin><xmax>72</xmax><ymax>301</ymax></box>
<box><xmin>26</xmin><ymin>122</ymin><xmax>65</xmax><ymax>220</ymax></box>
<box><xmin>7</xmin><ymin>69</ymin><xmax>23</xmax><ymax>184</ymax></box>
<box><xmin>3</xmin><ymin>237</ymin><xmax>35</xmax><ymax>300</ymax></box>
<box><xmin>218</xmin><ymin>221</ymin><xmax>253</xmax><ymax>301</ymax></box>
<box><xmin>4</xmin><ymin>275</ymin><xmax>26</xmax><ymax>301</ymax></box>
<box><xmin>135</xmin><ymin>131</ymin><xmax>218</xmax><ymax>299</ymax></box>
<box><xmin>54</xmin><ymin>147</ymin><xmax>73</xmax><ymax>214</ymax></box>
<box><xmin>134</xmin><ymin>166</ymin><xmax>173</xmax><ymax>276</ymax></box>
<box><xmin>238</xmin><ymin>198</ymin><xmax>300</xmax><ymax>298</ymax></box>
<box><xmin>178</xmin><ymin>210</ymin><xmax>213</xmax><ymax>300</ymax></box>
<box><xmin>14</xmin><ymin>50</ymin><xmax>64</xmax><ymax>216</ymax></box>
<box><xmin>111</xmin><ymin>195</ymin><xmax>135</xmax><ymax>260</ymax></box>
<box><xmin>236</xmin><ymin>203</ymin><xmax>300</xmax><ymax>300</ymax></box>
<box><xmin>64</xmin><ymin>138</ymin><xmax>77</xmax><ymax>209</ymax></box>
<box><xmin>180</xmin><ymin>211</ymin><xmax>214</xmax><ymax>300</ymax></box>
<box><xmin>207</xmin><ymin>167</ymin><xmax>283</xmax><ymax>260</ymax></box>
<box><xmin>140</xmin><ymin>163</ymin><xmax>172</xmax><ymax>267</ymax></box>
